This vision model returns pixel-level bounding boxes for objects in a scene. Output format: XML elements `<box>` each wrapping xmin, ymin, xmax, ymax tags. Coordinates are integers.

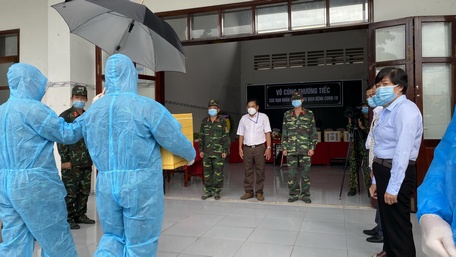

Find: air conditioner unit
<box><xmin>324</xmin><ymin>131</ymin><xmax>341</xmax><ymax>142</ymax></box>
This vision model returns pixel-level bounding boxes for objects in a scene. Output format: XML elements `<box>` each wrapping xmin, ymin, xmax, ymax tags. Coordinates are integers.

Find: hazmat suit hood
<box><xmin>8</xmin><ymin>63</ymin><xmax>47</xmax><ymax>101</ymax></box>
<box><xmin>105</xmin><ymin>54</ymin><xmax>138</xmax><ymax>95</ymax></box>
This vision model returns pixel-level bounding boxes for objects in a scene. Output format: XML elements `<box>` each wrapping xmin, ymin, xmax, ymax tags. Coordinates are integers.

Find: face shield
<box><xmin>41</xmin><ymin>81</ymin><xmax>53</xmax><ymax>99</ymax></box>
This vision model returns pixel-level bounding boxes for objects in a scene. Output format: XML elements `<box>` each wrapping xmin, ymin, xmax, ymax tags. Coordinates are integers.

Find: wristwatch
<box><xmin>267</xmin><ymin>146</ymin><xmax>272</xmax><ymax>149</ymax></box>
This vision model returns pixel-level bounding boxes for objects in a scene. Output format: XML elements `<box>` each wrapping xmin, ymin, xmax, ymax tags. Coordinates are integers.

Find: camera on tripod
<box><xmin>344</xmin><ymin>106</ymin><xmax>362</xmax><ymax>127</ymax></box>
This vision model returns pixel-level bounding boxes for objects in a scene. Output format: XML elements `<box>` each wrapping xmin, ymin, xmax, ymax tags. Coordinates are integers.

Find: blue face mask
<box><xmin>73</xmin><ymin>100</ymin><xmax>86</xmax><ymax>109</ymax></box>
<box><xmin>372</xmin><ymin>95</ymin><xmax>383</xmax><ymax>106</ymax></box>
<box><xmin>373</xmin><ymin>85</ymin><xmax>397</xmax><ymax>106</ymax></box>
<box><xmin>292</xmin><ymin>100</ymin><xmax>302</xmax><ymax>108</ymax></box>
<box><xmin>361</xmin><ymin>106</ymin><xmax>368</xmax><ymax>114</ymax></box>
<box><xmin>367</xmin><ymin>98</ymin><xmax>376</xmax><ymax>108</ymax></box>
<box><xmin>208</xmin><ymin>109</ymin><xmax>217</xmax><ymax>117</ymax></box>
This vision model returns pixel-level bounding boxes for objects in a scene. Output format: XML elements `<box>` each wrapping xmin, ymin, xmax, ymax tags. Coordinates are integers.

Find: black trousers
<box><xmin>373</xmin><ymin>162</ymin><xmax>416</xmax><ymax>257</ymax></box>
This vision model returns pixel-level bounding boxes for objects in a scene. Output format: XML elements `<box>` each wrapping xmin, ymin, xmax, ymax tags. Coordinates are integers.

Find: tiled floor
<box><xmin>33</xmin><ymin>162</ymin><xmax>425</xmax><ymax>257</ymax></box>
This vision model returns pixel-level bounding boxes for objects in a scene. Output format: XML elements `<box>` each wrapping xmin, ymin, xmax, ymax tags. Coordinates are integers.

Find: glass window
<box><xmin>191</xmin><ymin>12</ymin><xmax>219</xmax><ymax>39</ymax></box>
<box><xmin>0</xmin><ymin>88</ymin><xmax>8</xmax><ymax>104</ymax></box>
<box><xmin>375</xmin><ymin>65</ymin><xmax>406</xmax><ymax>75</ymax></box>
<box><xmin>0</xmin><ymin>31</ymin><xmax>19</xmax><ymax>88</ymax></box>
<box><xmin>223</xmin><ymin>8</ymin><xmax>253</xmax><ymax>36</ymax></box>
<box><xmin>135</xmin><ymin>64</ymin><xmax>155</xmax><ymax>100</ymax></box>
<box><xmin>375</xmin><ymin>25</ymin><xmax>406</xmax><ymax>62</ymax></box>
<box><xmin>0</xmin><ymin>34</ymin><xmax>18</xmax><ymax>57</ymax></box>
<box><xmin>136</xmin><ymin>64</ymin><xmax>155</xmax><ymax>76</ymax></box>
<box><xmin>422</xmin><ymin>63</ymin><xmax>452</xmax><ymax>139</ymax></box>
<box><xmin>329</xmin><ymin>0</ymin><xmax>367</xmax><ymax>25</ymax></box>
<box><xmin>165</xmin><ymin>16</ymin><xmax>187</xmax><ymax>41</ymax></box>
<box><xmin>422</xmin><ymin>22</ymin><xmax>451</xmax><ymax>58</ymax></box>
<box><xmin>0</xmin><ymin>62</ymin><xmax>12</xmax><ymax>86</ymax></box>
<box><xmin>291</xmin><ymin>0</ymin><xmax>326</xmax><ymax>29</ymax></box>
<box><xmin>256</xmin><ymin>4</ymin><xmax>288</xmax><ymax>33</ymax></box>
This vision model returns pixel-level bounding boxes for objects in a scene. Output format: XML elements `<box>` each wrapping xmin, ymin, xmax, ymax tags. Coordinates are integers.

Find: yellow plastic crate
<box><xmin>161</xmin><ymin>113</ymin><xmax>194</xmax><ymax>170</ymax></box>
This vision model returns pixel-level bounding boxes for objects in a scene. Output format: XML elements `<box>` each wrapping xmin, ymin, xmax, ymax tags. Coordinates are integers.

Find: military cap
<box><xmin>208</xmin><ymin>99</ymin><xmax>219</xmax><ymax>107</ymax></box>
<box><xmin>291</xmin><ymin>91</ymin><xmax>303</xmax><ymax>100</ymax></box>
<box><xmin>72</xmin><ymin>85</ymin><xmax>88</xmax><ymax>96</ymax></box>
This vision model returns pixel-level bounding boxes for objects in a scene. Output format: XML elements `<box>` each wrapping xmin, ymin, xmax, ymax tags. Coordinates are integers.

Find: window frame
<box><xmin>159</xmin><ymin>0</ymin><xmax>372</xmax><ymax>45</ymax></box>
<box><xmin>0</xmin><ymin>29</ymin><xmax>19</xmax><ymax>90</ymax></box>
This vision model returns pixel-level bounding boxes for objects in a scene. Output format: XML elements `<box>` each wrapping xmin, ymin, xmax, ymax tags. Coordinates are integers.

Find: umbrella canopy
<box><xmin>52</xmin><ymin>0</ymin><xmax>186</xmax><ymax>73</ymax></box>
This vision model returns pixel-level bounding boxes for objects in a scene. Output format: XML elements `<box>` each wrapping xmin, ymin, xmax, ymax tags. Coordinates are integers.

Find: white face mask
<box><xmin>247</xmin><ymin>107</ymin><xmax>257</xmax><ymax>115</ymax></box>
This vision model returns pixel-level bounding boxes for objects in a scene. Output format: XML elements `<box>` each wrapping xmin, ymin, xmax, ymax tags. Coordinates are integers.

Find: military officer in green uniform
<box><xmin>347</xmin><ymin>103</ymin><xmax>370</xmax><ymax>196</ymax></box>
<box><xmin>57</xmin><ymin>85</ymin><xmax>95</xmax><ymax>229</ymax></box>
<box><xmin>281</xmin><ymin>91</ymin><xmax>318</xmax><ymax>203</ymax></box>
<box><xmin>199</xmin><ymin>100</ymin><xmax>231</xmax><ymax>200</ymax></box>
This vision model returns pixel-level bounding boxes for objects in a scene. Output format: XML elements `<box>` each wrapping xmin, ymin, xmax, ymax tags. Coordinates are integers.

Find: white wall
<box><xmin>374</xmin><ymin>0</ymin><xmax>456</xmax><ymax>22</ymax></box>
<box><xmin>148</xmin><ymin>0</ymin><xmax>250</xmax><ymax>12</ymax></box>
<box><xmin>0</xmin><ymin>0</ymin><xmax>48</xmax><ymax>73</ymax></box>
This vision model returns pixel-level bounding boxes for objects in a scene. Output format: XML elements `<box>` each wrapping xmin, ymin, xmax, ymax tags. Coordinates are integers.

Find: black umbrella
<box><xmin>52</xmin><ymin>0</ymin><xmax>186</xmax><ymax>73</ymax></box>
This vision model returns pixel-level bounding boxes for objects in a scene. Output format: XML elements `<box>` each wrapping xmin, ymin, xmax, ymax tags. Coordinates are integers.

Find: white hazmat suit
<box><xmin>418</xmin><ymin>108</ymin><xmax>456</xmax><ymax>257</ymax></box>
<box><xmin>81</xmin><ymin>54</ymin><xmax>196</xmax><ymax>256</ymax></box>
<box><xmin>0</xmin><ymin>63</ymin><xmax>81</xmax><ymax>257</ymax></box>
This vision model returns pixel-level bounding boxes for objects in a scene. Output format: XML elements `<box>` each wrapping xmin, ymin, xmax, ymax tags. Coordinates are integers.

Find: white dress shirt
<box><xmin>365</xmin><ymin>106</ymin><xmax>383</xmax><ymax>150</ymax></box>
<box><xmin>373</xmin><ymin>95</ymin><xmax>423</xmax><ymax>195</ymax></box>
<box><xmin>236</xmin><ymin>112</ymin><xmax>272</xmax><ymax>146</ymax></box>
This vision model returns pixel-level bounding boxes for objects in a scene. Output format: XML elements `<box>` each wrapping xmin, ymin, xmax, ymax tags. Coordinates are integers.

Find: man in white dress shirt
<box><xmin>236</xmin><ymin>99</ymin><xmax>272</xmax><ymax>201</ymax></box>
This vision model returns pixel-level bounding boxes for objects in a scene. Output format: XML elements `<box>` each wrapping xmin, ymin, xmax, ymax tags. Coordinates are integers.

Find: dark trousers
<box><xmin>62</xmin><ymin>166</ymin><xmax>92</xmax><ymax>222</ymax></box>
<box><xmin>243</xmin><ymin>144</ymin><xmax>265</xmax><ymax>194</ymax></box>
<box><xmin>373</xmin><ymin>162</ymin><xmax>416</xmax><ymax>257</ymax></box>
<box><xmin>374</xmin><ymin>208</ymin><xmax>383</xmax><ymax>236</ymax></box>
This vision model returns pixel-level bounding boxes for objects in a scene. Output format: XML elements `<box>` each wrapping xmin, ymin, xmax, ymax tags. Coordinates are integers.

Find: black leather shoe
<box><xmin>363</xmin><ymin>227</ymin><xmax>377</xmax><ymax>236</ymax></box>
<box><xmin>288</xmin><ymin>196</ymin><xmax>298</xmax><ymax>202</ymax></box>
<box><xmin>201</xmin><ymin>193</ymin><xmax>213</xmax><ymax>200</ymax></box>
<box><xmin>69</xmin><ymin>222</ymin><xmax>80</xmax><ymax>230</ymax></box>
<box><xmin>347</xmin><ymin>188</ymin><xmax>356</xmax><ymax>196</ymax></box>
<box><xmin>366</xmin><ymin>235</ymin><xmax>384</xmax><ymax>243</ymax></box>
<box><xmin>77</xmin><ymin>214</ymin><xmax>96</xmax><ymax>224</ymax></box>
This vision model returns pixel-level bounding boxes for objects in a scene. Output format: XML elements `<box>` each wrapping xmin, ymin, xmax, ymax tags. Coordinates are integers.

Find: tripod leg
<box><xmin>340</xmin><ymin>130</ymin><xmax>354</xmax><ymax>199</ymax></box>
<box><xmin>354</xmin><ymin>128</ymin><xmax>365</xmax><ymax>195</ymax></box>
<box><xmin>339</xmin><ymin>166</ymin><xmax>348</xmax><ymax>199</ymax></box>
<box><xmin>357</xmin><ymin>162</ymin><xmax>361</xmax><ymax>194</ymax></box>
<box><xmin>344</xmin><ymin>132</ymin><xmax>354</xmax><ymax>170</ymax></box>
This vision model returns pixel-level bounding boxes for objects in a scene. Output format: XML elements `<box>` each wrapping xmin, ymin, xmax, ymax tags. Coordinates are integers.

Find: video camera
<box><xmin>344</xmin><ymin>106</ymin><xmax>362</xmax><ymax>126</ymax></box>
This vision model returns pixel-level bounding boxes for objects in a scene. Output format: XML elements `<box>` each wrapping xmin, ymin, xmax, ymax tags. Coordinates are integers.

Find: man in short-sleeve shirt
<box><xmin>236</xmin><ymin>99</ymin><xmax>272</xmax><ymax>201</ymax></box>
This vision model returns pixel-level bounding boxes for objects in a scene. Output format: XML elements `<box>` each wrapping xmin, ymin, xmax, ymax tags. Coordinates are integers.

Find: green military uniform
<box><xmin>57</xmin><ymin>85</ymin><xmax>94</xmax><ymax>227</ymax></box>
<box><xmin>281</xmin><ymin>92</ymin><xmax>318</xmax><ymax>202</ymax></box>
<box><xmin>199</xmin><ymin>100</ymin><xmax>230</xmax><ymax>199</ymax></box>
<box><xmin>347</xmin><ymin>115</ymin><xmax>370</xmax><ymax>195</ymax></box>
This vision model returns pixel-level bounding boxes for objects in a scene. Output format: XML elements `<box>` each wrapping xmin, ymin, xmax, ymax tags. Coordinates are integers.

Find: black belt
<box><xmin>373</xmin><ymin>157</ymin><xmax>416</xmax><ymax>169</ymax></box>
<box><xmin>244</xmin><ymin>143</ymin><xmax>264</xmax><ymax>148</ymax></box>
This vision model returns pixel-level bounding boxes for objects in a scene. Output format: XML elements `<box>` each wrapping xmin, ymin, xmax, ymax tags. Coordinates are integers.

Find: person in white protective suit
<box><xmin>81</xmin><ymin>54</ymin><xmax>196</xmax><ymax>257</ymax></box>
<box><xmin>417</xmin><ymin>108</ymin><xmax>456</xmax><ymax>257</ymax></box>
<box><xmin>0</xmin><ymin>63</ymin><xmax>82</xmax><ymax>257</ymax></box>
